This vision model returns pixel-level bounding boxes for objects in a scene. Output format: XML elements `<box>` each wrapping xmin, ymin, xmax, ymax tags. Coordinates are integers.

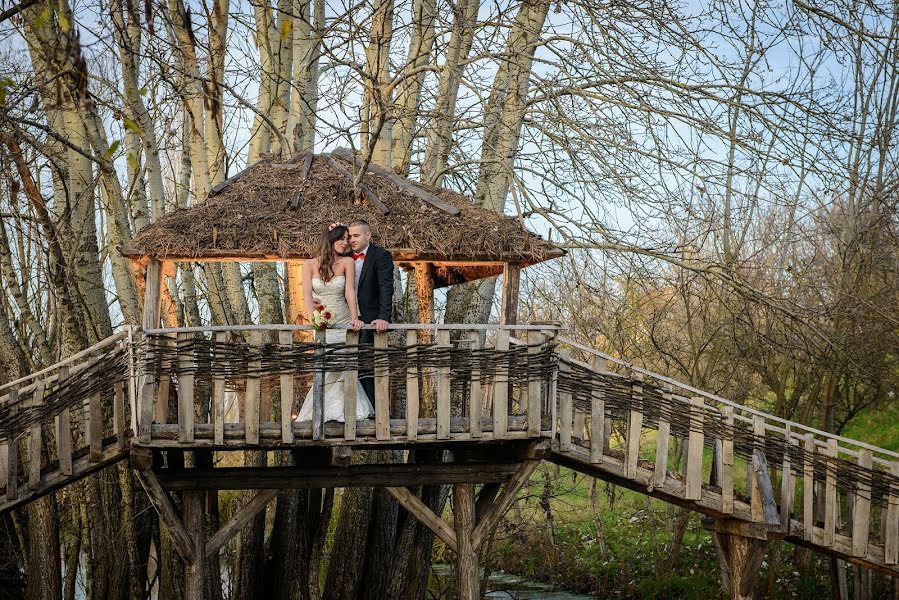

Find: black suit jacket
<box><xmin>356</xmin><ymin>243</ymin><xmax>394</xmax><ymax>323</ymax></box>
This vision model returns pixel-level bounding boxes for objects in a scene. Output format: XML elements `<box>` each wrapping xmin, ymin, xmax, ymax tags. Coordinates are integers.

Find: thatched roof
<box><xmin>121</xmin><ymin>149</ymin><xmax>564</xmax><ymax>287</ymax></box>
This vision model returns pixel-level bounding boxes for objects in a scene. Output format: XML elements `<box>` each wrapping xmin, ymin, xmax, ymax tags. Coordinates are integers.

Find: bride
<box><xmin>295</xmin><ymin>223</ymin><xmax>373</xmax><ymax>423</ymax></box>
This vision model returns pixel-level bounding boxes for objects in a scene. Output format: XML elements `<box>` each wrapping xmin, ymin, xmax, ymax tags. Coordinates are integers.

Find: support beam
<box><xmin>386</xmin><ymin>486</ymin><xmax>458</xmax><ymax>553</ymax></box>
<box><xmin>205</xmin><ymin>489</ymin><xmax>277</xmax><ymax>559</ymax></box>
<box><xmin>133</xmin><ymin>468</ymin><xmax>195</xmax><ymax>565</ymax></box>
<box><xmin>472</xmin><ymin>458</ymin><xmax>541</xmax><ymax>548</ymax></box>
<box><xmin>415</xmin><ymin>262</ymin><xmax>434</xmax><ymax>328</ymax></box>
<box><xmin>454</xmin><ymin>483</ymin><xmax>479</xmax><ymax>600</ymax></box>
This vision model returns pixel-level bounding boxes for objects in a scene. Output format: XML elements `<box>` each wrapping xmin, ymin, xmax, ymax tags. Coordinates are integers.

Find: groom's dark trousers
<box><xmin>355</xmin><ymin>244</ymin><xmax>394</xmax><ymax>403</ymax></box>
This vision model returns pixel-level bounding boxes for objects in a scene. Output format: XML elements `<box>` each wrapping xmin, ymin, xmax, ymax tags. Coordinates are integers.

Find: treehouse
<box><xmin>0</xmin><ymin>150</ymin><xmax>897</xmax><ymax>600</ymax></box>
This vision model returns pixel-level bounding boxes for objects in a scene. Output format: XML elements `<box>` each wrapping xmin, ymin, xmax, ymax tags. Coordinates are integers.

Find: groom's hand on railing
<box><xmin>371</xmin><ymin>319</ymin><xmax>389</xmax><ymax>333</ymax></box>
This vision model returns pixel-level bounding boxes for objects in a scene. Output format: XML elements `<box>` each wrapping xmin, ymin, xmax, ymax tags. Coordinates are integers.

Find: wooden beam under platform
<box><xmin>152</xmin><ymin>461</ymin><xmax>523</xmax><ymax>491</ymax></box>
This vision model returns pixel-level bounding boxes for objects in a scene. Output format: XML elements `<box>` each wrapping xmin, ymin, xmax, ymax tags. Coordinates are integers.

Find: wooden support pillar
<box><xmin>500</xmin><ymin>262</ymin><xmax>521</xmax><ymax>325</ymax></box>
<box><xmin>183</xmin><ymin>491</ymin><xmax>206</xmax><ymax>600</ymax></box>
<box><xmin>286</xmin><ymin>261</ymin><xmax>307</xmax><ymax>325</ymax></box>
<box><xmin>139</xmin><ymin>258</ymin><xmax>163</xmax><ymax>442</ymax></box>
<box><xmin>453</xmin><ymin>483</ymin><xmax>479</xmax><ymax>600</ymax></box>
<box><xmin>704</xmin><ymin>518</ymin><xmax>782</xmax><ymax>600</ymax></box>
<box><xmin>415</xmin><ymin>262</ymin><xmax>434</xmax><ymax>326</ymax></box>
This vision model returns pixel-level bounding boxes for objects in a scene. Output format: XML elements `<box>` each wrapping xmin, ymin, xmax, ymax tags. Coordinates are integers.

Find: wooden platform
<box><xmin>1</xmin><ymin>322</ymin><xmax>897</xmax><ymax>600</ymax></box>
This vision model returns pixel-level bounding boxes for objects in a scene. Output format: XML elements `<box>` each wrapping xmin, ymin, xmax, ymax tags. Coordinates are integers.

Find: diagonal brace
<box><xmin>134</xmin><ymin>468</ymin><xmax>195</xmax><ymax>565</ymax></box>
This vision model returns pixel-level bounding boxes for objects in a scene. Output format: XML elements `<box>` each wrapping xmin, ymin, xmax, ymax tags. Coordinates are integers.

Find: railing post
<box><xmin>886</xmin><ymin>461</ymin><xmax>899</xmax><ymax>564</ymax></box>
<box><xmin>559</xmin><ymin>350</ymin><xmax>572</xmax><ymax>451</ymax></box>
<box><xmin>780</xmin><ymin>424</ymin><xmax>795</xmax><ymax>530</ymax></box>
<box><xmin>685</xmin><ymin>396</ymin><xmax>704</xmax><ymax>500</ymax></box>
<box><xmin>5</xmin><ymin>389</ymin><xmax>18</xmax><ymax>501</ymax></box>
<box><xmin>625</xmin><ymin>371</ymin><xmax>644</xmax><ymax>480</ymax></box>
<box><xmin>851</xmin><ymin>449</ymin><xmax>872</xmax><ymax>557</ymax></box>
<box><xmin>493</xmin><ymin>330</ymin><xmax>510</xmax><ymax>440</ymax></box>
<box><xmin>823</xmin><ymin>438</ymin><xmax>838</xmax><ymax>547</ymax></box>
<box><xmin>803</xmin><ymin>434</ymin><xmax>816</xmax><ymax>541</ymax></box>
<box><xmin>589</xmin><ymin>357</ymin><xmax>606</xmax><ymax>464</ymax></box>
<box><xmin>468</xmin><ymin>332</ymin><xmax>482</xmax><ymax>438</ymax></box>
<box><xmin>212</xmin><ymin>332</ymin><xmax>227</xmax><ymax>445</ymax></box>
<box><xmin>28</xmin><ymin>383</ymin><xmax>43</xmax><ymax>490</ymax></box>
<box><xmin>343</xmin><ymin>330</ymin><xmax>359</xmax><ymax>441</ymax></box>
<box><xmin>311</xmin><ymin>329</ymin><xmax>326</xmax><ymax>441</ymax></box>
<box><xmin>526</xmin><ymin>329</ymin><xmax>543</xmax><ymax>436</ymax></box>
<box><xmin>436</xmin><ymin>329</ymin><xmax>451</xmax><ymax>440</ymax></box>
<box><xmin>374</xmin><ymin>331</ymin><xmax>390</xmax><ymax>441</ymax></box>
<box><xmin>405</xmin><ymin>330</ymin><xmax>419</xmax><ymax>440</ymax></box>
<box><xmin>56</xmin><ymin>366</ymin><xmax>73</xmax><ymax>476</ymax></box>
<box><xmin>246</xmin><ymin>330</ymin><xmax>263</xmax><ymax>444</ymax></box>
<box><xmin>177</xmin><ymin>332</ymin><xmax>196</xmax><ymax>444</ymax></box>
<box><xmin>721</xmin><ymin>405</ymin><xmax>734</xmax><ymax>514</ymax></box>
<box><xmin>750</xmin><ymin>416</ymin><xmax>766</xmax><ymax>521</ymax></box>
<box><xmin>653</xmin><ymin>386</ymin><xmax>671</xmax><ymax>486</ymax></box>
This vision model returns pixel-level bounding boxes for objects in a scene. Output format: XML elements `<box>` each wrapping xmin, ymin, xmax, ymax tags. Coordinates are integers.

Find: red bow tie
<box><xmin>352</xmin><ymin>252</ymin><xmax>366</xmax><ymax>260</ymax></box>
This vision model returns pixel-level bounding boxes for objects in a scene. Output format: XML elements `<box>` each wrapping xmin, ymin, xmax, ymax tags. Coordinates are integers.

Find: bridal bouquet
<box><xmin>311</xmin><ymin>305</ymin><xmax>336</xmax><ymax>330</ymax></box>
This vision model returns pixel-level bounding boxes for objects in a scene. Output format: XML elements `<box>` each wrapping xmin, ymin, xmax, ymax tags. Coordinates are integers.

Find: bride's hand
<box><xmin>350</xmin><ymin>319</ymin><xmax>365</xmax><ymax>332</ymax></box>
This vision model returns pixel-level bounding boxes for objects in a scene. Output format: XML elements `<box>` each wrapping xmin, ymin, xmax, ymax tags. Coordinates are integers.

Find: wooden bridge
<box><xmin>0</xmin><ymin>322</ymin><xmax>897</xmax><ymax>599</ymax></box>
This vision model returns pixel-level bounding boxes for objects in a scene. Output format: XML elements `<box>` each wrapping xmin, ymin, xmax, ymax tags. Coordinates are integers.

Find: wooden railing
<box><xmin>552</xmin><ymin>336</ymin><xmax>899</xmax><ymax>572</ymax></box>
<box><xmin>135</xmin><ymin>324</ymin><xmax>563</xmax><ymax>448</ymax></box>
<box><xmin>0</xmin><ymin>329</ymin><xmax>134</xmax><ymax>511</ymax></box>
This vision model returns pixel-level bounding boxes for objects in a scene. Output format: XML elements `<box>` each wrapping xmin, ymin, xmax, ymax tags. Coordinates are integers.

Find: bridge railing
<box><xmin>553</xmin><ymin>336</ymin><xmax>899</xmax><ymax>568</ymax></box>
<box><xmin>135</xmin><ymin>323</ymin><xmax>562</xmax><ymax>447</ymax></box>
<box><xmin>0</xmin><ymin>329</ymin><xmax>134</xmax><ymax>508</ymax></box>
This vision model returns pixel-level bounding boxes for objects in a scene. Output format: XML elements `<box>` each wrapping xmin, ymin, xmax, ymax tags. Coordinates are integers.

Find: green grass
<box><xmin>842</xmin><ymin>400</ymin><xmax>899</xmax><ymax>451</ymax></box>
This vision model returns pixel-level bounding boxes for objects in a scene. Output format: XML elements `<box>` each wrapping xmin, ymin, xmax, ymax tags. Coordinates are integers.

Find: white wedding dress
<box><xmin>295</xmin><ymin>276</ymin><xmax>374</xmax><ymax>422</ymax></box>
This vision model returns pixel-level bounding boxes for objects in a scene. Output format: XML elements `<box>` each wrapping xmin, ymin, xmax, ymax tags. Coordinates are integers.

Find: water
<box><xmin>432</xmin><ymin>564</ymin><xmax>593</xmax><ymax>599</ymax></box>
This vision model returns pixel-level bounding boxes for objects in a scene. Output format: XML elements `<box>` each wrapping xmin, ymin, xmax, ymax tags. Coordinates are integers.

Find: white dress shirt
<box><xmin>353</xmin><ymin>244</ymin><xmax>369</xmax><ymax>292</ymax></box>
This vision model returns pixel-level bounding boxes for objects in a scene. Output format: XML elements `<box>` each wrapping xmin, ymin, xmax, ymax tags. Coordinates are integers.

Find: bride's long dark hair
<box><xmin>316</xmin><ymin>224</ymin><xmax>348</xmax><ymax>282</ymax></box>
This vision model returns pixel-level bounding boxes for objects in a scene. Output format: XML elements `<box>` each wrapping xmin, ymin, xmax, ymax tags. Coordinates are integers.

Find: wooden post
<box><xmin>559</xmin><ymin>350</ymin><xmax>572</xmax><ymax>451</ymax></box>
<box><xmin>453</xmin><ymin>483</ymin><xmax>479</xmax><ymax>600</ymax></box>
<box><xmin>28</xmin><ymin>383</ymin><xmax>43</xmax><ymax>490</ymax></box>
<box><xmin>212</xmin><ymin>333</ymin><xmax>227</xmax><ymax>445</ymax></box>
<box><xmin>685</xmin><ymin>396</ymin><xmax>704</xmax><ymax>500</ymax></box>
<box><xmin>312</xmin><ymin>329</ymin><xmax>326</xmax><ymax>440</ymax></box>
<box><xmin>590</xmin><ymin>356</ymin><xmax>606</xmax><ymax>464</ymax></box>
<box><xmin>405</xmin><ymin>330</ymin><xmax>419</xmax><ymax>440</ymax></box>
<box><xmin>493</xmin><ymin>329</ymin><xmax>510</xmax><ymax>439</ymax></box>
<box><xmin>885</xmin><ymin>461</ymin><xmax>899</xmax><ymax>564</ymax></box>
<box><xmin>500</xmin><ymin>262</ymin><xmax>521</xmax><ymax>326</ymax></box>
<box><xmin>140</xmin><ymin>258</ymin><xmax>163</xmax><ymax>442</ymax></box>
<box><xmin>246</xmin><ymin>331</ymin><xmax>263</xmax><ymax>444</ymax></box>
<box><xmin>468</xmin><ymin>332</ymin><xmax>482</xmax><ymax>438</ymax></box>
<box><xmin>526</xmin><ymin>330</ymin><xmax>543</xmax><ymax>436</ymax></box>
<box><xmin>278</xmin><ymin>330</ymin><xmax>295</xmax><ymax>443</ymax></box>
<box><xmin>56</xmin><ymin>366</ymin><xmax>73</xmax><ymax>476</ymax></box>
<box><xmin>779</xmin><ymin>425</ymin><xmax>794</xmax><ymax>530</ymax></box>
<box><xmin>343</xmin><ymin>330</ymin><xmax>359</xmax><ymax>441</ymax></box>
<box><xmin>285</xmin><ymin>262</ymin><xmax>307</xmax><ymax>326</ymax></box>
<box><xmin>177</xmin><ymin>332</ymin><xmax>195</xmax><ymax>444</ymax></box>
<box><xmin>436</xmin><ymin>329</ymin><xmax>451</xmax><ymax>440</ymax></box>
<box><xmin>823</xmin><ymin>438</ymin><xmax>838</xmax><ymax>547</ymax></box>
<box><xmin>851</xmin><ymin>449</ymin><xmax>872</xmax><ymax>557</ymax></box>
<box><xmin>114</xmin><ymin>380</ymin><xmax>126</xmax><ymax>451</ymax></box>
<box><xmin>415</xmin><ymin>262</ymin><xmax>434</xmax><ymax>331</ymax></box>
<box><xmin>625</xmin><ymin>372</ymin><xmax>644</xmax><ymax>480</ymax></box>
<box><xmin>5</xmin><ymin>389</ymin><xmax>17</xmax><ymax>501</ymax></box>
<box><xmin>710</xmin><ymin>526</ymin><xmax>770</xmax><ymax>600</ymax></box>
<box><xmin>802</xmin><ymin>434</ymin><xmax>815</xmax><ymax>541</ymax></box>
<box><xmin>721</xmin><ymin>406</ymin><xmax>735</xmax><ymax>514</ymax></box>
<box><xmin>374</xmin><ymin>331</ymin><xmax>390</xmax><ymax>440</ymax></box>
<box><xmin>183</xmin><ymin>490</ymin><xmax>206</xmax><ymax>600</ymax></box>
<box><xmin>750</xmin><ymin>416</ymin><xmax>766</xmax><ymax>522</ymax></box>
<box><xmin>653</xmin><ymin>388</ymin><xmax>672</xmax><ymax>487</ymax></box>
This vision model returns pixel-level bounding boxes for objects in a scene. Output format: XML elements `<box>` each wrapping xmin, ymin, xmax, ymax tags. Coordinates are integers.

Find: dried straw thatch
<box><xmin>121</xmin><ymin>151</ymin><xmax>564</xmax><ymax>286</ymax></box>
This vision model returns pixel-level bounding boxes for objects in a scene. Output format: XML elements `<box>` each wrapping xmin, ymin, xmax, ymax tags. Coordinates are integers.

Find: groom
<box><xmin>347</xmin><ymin>220</ymin><xmax>393</xmax><ymax>402</ymax></box>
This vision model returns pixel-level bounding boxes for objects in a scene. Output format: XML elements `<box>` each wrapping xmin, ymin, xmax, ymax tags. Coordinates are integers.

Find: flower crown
<box><xmin>328</xmin><ymin>222</ymin><xmax>345</xmax><ymax>231</ymax></box>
